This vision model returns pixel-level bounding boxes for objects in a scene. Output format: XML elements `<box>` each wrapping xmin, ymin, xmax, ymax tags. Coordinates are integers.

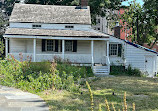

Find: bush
<box><xmin>110</xmin><ymin>65</ymin><xmax>126</xmax><ymax>75</ymax></box>
<box><xmin>0</xmin><ymin>55</ymin><xmax>93</xmax><ymax>93</ymax></box>
<box><xmin>110</xmin><ymin>65</ymin><xmax>141</xmax><ymax>77</ymax></box>
<box><xmin>126</xmin><ymin>65</ymin><xmax>141</xmax><ymax>76</ymax></box>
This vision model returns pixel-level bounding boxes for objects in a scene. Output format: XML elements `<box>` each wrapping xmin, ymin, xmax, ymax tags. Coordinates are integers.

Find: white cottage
<box><xmin>3</xmin><ymin>3</ymin><xmax>158</xmax><ymax>77</ymax></box>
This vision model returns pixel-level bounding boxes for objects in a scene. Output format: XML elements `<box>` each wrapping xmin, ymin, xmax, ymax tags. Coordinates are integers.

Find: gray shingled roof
<box><xmin>10</xmin><ymin>4</ymin><xmax>91</xmax><ymax>24</ymax></box>
<box><xmin>5</xmin><ymin>28</ymin><xmax>109</xmax><ymax>37</ymax></box>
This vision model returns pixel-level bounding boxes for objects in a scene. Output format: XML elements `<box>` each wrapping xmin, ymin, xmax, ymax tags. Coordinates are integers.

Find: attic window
<box><xmin>65</xmin><ymin>26</ymin><xmax>74</xmax><ymax>29</ymax></box>
<box><xmin>32</xmin><ymin>24</ymin><xmax>41</xmax><ymax>29</ymax></box>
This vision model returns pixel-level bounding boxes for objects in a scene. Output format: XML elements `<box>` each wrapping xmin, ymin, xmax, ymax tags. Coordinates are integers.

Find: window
<box><xmin>65</xmin><ymin>40</ymin><xmax>73</xmax><ymax>52</ymax></box>
<box><xmin>47</xmin><ymin>40</ymin><xmax>54</xmax><ymax>51</ymax></box>
<box><xmin>110</xmin><ymin>44</ymin><xmax>118</xmax><ymax>56</ymax></box>
<box><xmin>109</xmin><ymin>44</ymin><xmax>122</xmax><ymax>57</ymax></box>
<box><xmin>32</xmin><ymin>24</ymin><xmax>41</xmax><ymax>29</ymax></box>
<box><xmin>65</xmin><ymin>26</ymin><xmax>74</xmax><ymax>29</ymax></box>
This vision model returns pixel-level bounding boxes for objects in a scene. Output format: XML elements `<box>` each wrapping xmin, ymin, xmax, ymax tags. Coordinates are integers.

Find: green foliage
<box><xmin>120</xmin><ymin>0</ymin><xmax>157</xmax><ymax>47</ymax></box>
<box><xmin>30</xmin><ymin>62</ymin><xmax>51</xmax><ymax>73</ymax></box>
<box><xmin>86</xmin><ymin>81</ymin><xmax>94</xmax><ymax>111</ymax></box>
<box><xmin>0</xmin><ymin>38</ymin><xmax>4</xmax><ymax>58</ymax></box>
<box><xmin>126</xmin><ymin>65</ymin><xmax>141</xmax><ymax>76</ymax></box>
<box><xmin>57</xmin><ymin>63</ymin><xmax>94</xmax><ymax>80</ymax></box>
<box><xmin>110</xmin><ymin>65</ymin><xmax>141</xmax><ymax>76</ymax></box>
<box><xmin>0</xmin><ymin>55</ymin><xmax>94</xmax><ymax>93</ymax></box>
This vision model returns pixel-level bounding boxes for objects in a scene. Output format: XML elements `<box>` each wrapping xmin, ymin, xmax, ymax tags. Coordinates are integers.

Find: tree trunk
<box><xmin>136</xmin><ymin>15</ymin><xmax>141</xmax><ymax>45</ymax></box>
<box><xmin>150</xmin><ymin>38</ymin><xmax>157</xmax><ymax>49</ymax></box>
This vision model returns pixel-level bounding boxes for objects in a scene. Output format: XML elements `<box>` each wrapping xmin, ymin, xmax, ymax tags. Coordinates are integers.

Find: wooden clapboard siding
<box><xmin>10</xmin><ymin>23</ymin><xmax>91</xmax><ymax>31</ymax></box>
<box><xmin>125</xmin><ymin>44</ymin><xmax>155</xmax><ymax>71</ymax></box>
<box><xmin>9</xmin><ymin>38</ymin><xmax>106</xmax><ymax>64</ymax></box>
<box><xmin>77</xmin><ymin>40</ymin><xmax>91</xmax><ymax>54</ymax></box>
<box><xmin>94</xmin><ymin>41</ymin><xmax>106</xmax><ymax>64</ymax></box>
<box><xmin>10</xmin><ymin>38</ymin><xmax>27</xmax><ymax>53</ymax></box>
<box><xmin>109</xmin><ymin>35</ymin><xmax>157</xmax><ymax>76</ymax></box>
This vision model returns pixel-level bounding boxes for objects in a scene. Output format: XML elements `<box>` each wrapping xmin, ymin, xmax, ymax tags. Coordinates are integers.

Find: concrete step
<box><xmin>93</xmin><ymin>66</ymin><xmax>108</xmax><ymax>69</ymax></box>
<box><xmin>93</xmin><ymin>69</ymin><xmax>108</xmax><ymax>71</ymax></box>
<box><xmin>93</xmin><ymin>70</ymin><xmax>109</xmax><ymax>73</ymax></box>
<box><xmin>95</xmin><ymin>73</ymin><xmax>109</xmax><ymax>75</ymax></box>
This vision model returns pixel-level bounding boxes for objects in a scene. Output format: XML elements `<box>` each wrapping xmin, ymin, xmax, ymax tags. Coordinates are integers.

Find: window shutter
<box><xmin>118</xmin><ymin>44</ymin><xmax>122</xmax><ymax>57</ymax></box>
<box><xmin>55</xmin><ymin>40</ymin><xmax>58</xmax><ymax>52</ymax></box>
<box><xmin>42</xmin><ymin>39</ymin><xmax>46</xmax><ymax>51</ymax></box>
<box><xmin>60</xmin><ymin>40</ymin><xmax>62</xmax><ymax>52</ymax></box>
<box><xmin>8</xmin><ymin>40</ymin><xmax>9</xmax><ymax>53</ymax></box>
<box><xmin>73</xmin><ymin>40</ymin><xmax>77</xmax><ymax>52</ymax></box>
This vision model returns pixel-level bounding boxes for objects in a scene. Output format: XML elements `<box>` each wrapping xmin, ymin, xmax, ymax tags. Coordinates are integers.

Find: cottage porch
<box><xmin>5</xmin><ymin>37</ymin><xmax>110</xmax><ymax>66</ymax></box>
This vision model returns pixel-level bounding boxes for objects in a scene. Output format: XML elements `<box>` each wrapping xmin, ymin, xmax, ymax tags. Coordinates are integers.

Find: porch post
<box><xmin>5</xmin><ymin>38</ymin><xmax>8</xmax><ymax>57</ymax></box>
<box><xmin>33</xmin><ymin>38</ymin><xmax>36</xmax><ymax>62</ymax></box>
<box><xmin>91</xmin><ymin>40</ymin><xmax>94</xmax><ymax>66</ymax></box>
<box><xmin>62</xmin><ymin>40</ymin><xmax>65</xmax><ymax>60</ymax></box>
<box><xmin>107</xmin><ymin>41</ymin><xmax>109</xmax><ymax>57</ymax></box>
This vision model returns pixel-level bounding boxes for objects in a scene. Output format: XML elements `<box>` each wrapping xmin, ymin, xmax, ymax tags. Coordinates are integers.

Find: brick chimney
<box><xmin>81</xmin><ymin>0</ymin><xmax>88</xmax><ymax>6</ymax></box>
<box><xmin>114</xmin><ymin>21</ymin><xmax>121</xmax><ymax>38</ymax></box>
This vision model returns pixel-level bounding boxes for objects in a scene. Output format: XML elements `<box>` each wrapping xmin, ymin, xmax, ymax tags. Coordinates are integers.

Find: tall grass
<box><xmin>86</xmin><ymin>81</ymin><xmax>136</xmax><ymax>111</ymax></box>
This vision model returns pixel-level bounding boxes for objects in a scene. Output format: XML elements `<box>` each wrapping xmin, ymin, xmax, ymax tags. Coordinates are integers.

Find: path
<box><xmin>0</xmin><ymin>85</ymin><xmax>49</xmax><ymax>111</ymax></box>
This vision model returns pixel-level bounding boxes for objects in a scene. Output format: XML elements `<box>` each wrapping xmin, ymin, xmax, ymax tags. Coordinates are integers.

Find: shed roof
<box><xmin>10</xmin><ymin>4</ymin><xmax>91</xmax><ymax>25</ymax></box>
<box><xmin>5</xmin><ymin>28</ymin><xmax>109</xmax><ymax>38</ymax></box>
<box><xmin>124</xmin><ymin>40</ymin><xmax>158</xmax><ymax>54</ymax></box>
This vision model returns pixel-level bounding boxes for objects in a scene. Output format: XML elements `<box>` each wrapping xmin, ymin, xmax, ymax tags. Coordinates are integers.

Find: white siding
<box><xmin>9</xmin><ymin>38</ymin><xmax>106</xmax><ymax>64</ymax></box>
<box><xmin>126</xmin><ymin>44</ymin><xmax>157</xmax><ymax>76</ymax></box>
<box><xmin>109</xmin><ymin>36</ymin><xmax>125</xmax><ymax>65</ymax></box>
<box><xmin>10</xmin><ymin>38</ymin><xmax>27</xmax><ymax>53</ymax></box>
<box><xmin>109</xmin><ymin>35</ymin><xmax>157</xmax><ymax>76</ymax></box>
<box><xmin>10</xmin><ymin>23</ymin><xmax>92</xmax><ymax>31</ymax></box>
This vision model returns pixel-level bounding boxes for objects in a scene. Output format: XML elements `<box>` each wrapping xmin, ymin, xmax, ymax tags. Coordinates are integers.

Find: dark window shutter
<box><xmin>42</xmin><ymin>39</ymin><xmax>46</xmax><ymax>51</ymax></box>
<box><xmin>8</xmin><ymin>40</ymin><xmax>9</xmax><ymax>53</ymax></box>
<box><xmin>73</xmin><ymin>40</ymin><xmax>77</xmax><ymax>52</ymax></box>
<box><xmin>118</xmin><ymin>44</ymin><xmax>122</xmax><ymax>57</ymax></box>
<box><xmin>55</xmin><ymin>40</ymin><xmax>58</xmax><ymax>52</ymax></box>
<box><xmin>60</xmin><ymin>40</ymin><xmax>62</xmax><ymax>52</ymax></box>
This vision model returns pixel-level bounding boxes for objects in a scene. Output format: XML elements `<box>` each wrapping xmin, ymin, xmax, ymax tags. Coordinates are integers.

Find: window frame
<box><xmin>65</xmin><ymin>40</ymin><xmax>73</xmax><ymax>52</ymax></box>
<box><xmin>65</xmin><ymin>25</ymin><xmax>74</xmax><ymax>29</ymax></box>
<box><xmin>46</xmin><ymin>40</ymin><xmax>55</xmax><ymax>51</ymax></box>
<box><xmin>109</xmin><ymin>44</ymin><xmax>119</xmax><ymax>56</ymax></box>
<box><xmin>32</xmin><ymin>24</ymin><xmax>42</xmax><ymax>29</ymax></box>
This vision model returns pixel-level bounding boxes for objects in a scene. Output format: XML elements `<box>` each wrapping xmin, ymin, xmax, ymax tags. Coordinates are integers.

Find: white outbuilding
<box><xmin>109</xmin><ymin>35</ymin><xmax>158</xmax><ymax>77</ymax></box>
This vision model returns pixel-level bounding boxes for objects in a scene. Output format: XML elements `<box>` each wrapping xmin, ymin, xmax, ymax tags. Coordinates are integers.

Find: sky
<box><xmin>121</xmin><ymin>0</ymin><xmax>144</xmax><ymax>6</ymax></box>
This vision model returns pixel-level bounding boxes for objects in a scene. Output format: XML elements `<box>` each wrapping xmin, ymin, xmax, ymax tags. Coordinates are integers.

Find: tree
<box><xmin>120</xmin><ymin>0</ymin><xmax>157</xmax><ymax>47</ymax></box>
<box><xmin>143</xmin><ymin>0</ymin><xmax>158</xmax><ymax>48</ymax></box>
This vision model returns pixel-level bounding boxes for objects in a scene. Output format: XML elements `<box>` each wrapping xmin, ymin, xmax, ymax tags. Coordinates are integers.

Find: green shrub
<box><xmin>110</xmin><ymin>65</ymin><xmax>141</xmax><ymax>77</ymax></box>
<box><xmin>30</xmin><ymin>62</ymin><xmax>51</xmax><ymax>73</ymax></box>
<box><xmin>110</xmin><ymin>65</ymin><xmax>126</xmax><ymax>75</ymax></box>
<box><xmin>126</xmin><ymin>65</ymin><xmax>141</xmax><ymax>76</ymax></box>
<box><xmin>0</xmin><ymin>55</ymin><xmax>93</xmax><ymax>93</ymax></box>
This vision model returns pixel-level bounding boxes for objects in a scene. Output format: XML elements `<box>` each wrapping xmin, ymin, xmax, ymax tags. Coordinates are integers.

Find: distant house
<box><xmin>3</xmin><ymin>3</ymin><xmax>158</xmax><ymax>77</ymax></box>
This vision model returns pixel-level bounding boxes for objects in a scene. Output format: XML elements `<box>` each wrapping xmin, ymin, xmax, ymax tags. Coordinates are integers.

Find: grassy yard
<box><xmin>38</xmin><ymin>76</ymin><xmax>158</xmax><ymax>111</ymax></box>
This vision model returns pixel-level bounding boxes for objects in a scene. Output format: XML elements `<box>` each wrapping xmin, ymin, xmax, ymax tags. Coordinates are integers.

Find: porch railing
<box><xmin>8</xmin><ymin>53</ymin><xmax>92</xmax><ymax>63</ymax></box>
<box><xmin>106</xmin><ymin>56</ymin><xmax>111</xmax><ymax>73</ymax></box>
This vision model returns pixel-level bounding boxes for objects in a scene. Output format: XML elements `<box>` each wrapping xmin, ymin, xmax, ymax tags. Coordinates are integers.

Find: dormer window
<box><xmin>65</xmin><ymin>26</ymin><xmax>74</xmax><ymax>29</ymax></box>
<box><xmin>32</xmin><ymin>24</ymin><xmax>41</xmax><ymax>29</ymax></box>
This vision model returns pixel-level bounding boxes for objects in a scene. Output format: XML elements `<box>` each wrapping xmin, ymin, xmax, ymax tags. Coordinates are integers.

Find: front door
<box><xmin>145</xmin><ymin>56</ymin><xmax>154</xmax><ymax>76</ymax></box>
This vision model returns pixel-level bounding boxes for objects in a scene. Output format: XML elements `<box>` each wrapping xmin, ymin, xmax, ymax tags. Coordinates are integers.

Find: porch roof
<box><xmin>4</xmin><ymin>28</ymin><xmax>109</xmax><ymax>38</ymax></box>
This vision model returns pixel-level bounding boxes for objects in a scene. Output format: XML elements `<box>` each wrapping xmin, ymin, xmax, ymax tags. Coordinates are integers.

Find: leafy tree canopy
<box><xmin>120</xmin><ymin>0</ymin><xmax>157</xmax><ymax>48</ymax></box>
